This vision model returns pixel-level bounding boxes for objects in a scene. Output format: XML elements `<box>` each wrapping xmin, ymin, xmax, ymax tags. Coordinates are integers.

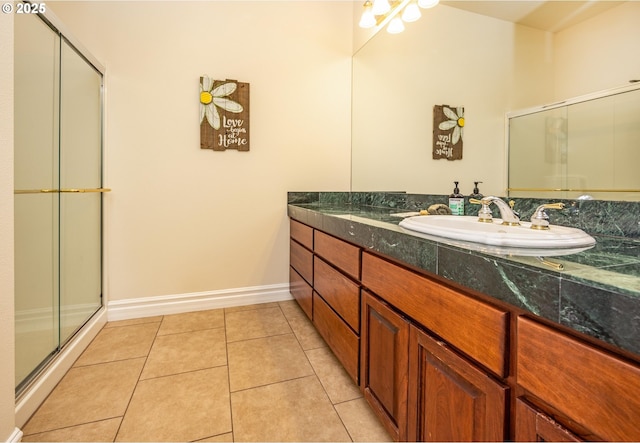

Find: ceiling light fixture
<box><xmin>372</xmin><ymin>0</ymin><xmax>392</xmax><ymax>15</ymax></box>
<box><xmin>402</xmin><ymin>2</ymin><xmax>421</xmax><ymax>22</ymax></box>
<box><xmin>358</xmin><ymin>0</ymin><xmax>439</xmax><ymax>34</ymax></box>
<box><xmin>418</xmin><ymin>0</ymin><xmax>439</xmax><ymax>9</ymax></box>
<box><xmin>359</xmin><ymin>0</ymin><xmax>377</xmax><ymax>28</ymax></box>
<box><xmin>387</xmin><ymin>17</ymin><xmax>406</xmax><ymax>33</ymax></box>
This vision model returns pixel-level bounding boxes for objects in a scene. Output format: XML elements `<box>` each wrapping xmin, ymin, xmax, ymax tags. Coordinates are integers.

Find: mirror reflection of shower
<box><xmin>508</xmin><ymin>84</ymin><xmax>640</xmax><ymax>201</ymax></box>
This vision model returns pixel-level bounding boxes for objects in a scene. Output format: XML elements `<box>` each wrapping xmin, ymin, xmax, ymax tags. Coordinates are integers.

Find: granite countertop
<box><xmin>287</xmin><ymin>198</ymin><xmax>640</xmax><ymax>359</ymax></box>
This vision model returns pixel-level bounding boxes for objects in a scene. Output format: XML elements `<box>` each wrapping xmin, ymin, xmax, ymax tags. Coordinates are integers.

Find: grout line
<box><xmin>21</xmin><ymin>416</ymin><xmax>124</xmax><ymax>440</ymax></box>
<box><xmin>112</xmin><ymin>314</ymin><xmax>164</xmax><ymax>442</ymax></box>
<box><xmin>229</xmin><ymin>373</ymin><xmax>318</xmax><ymax>395</ymax></box>
<box><xmin>280</xmin><ymin>302</ymin><xmax>356</xmax><ymax>441</ymax></box>
<box><xmin>223</xmin><ymin>307</ymin><xmax>235</xmax><ymax>441</ymax></box>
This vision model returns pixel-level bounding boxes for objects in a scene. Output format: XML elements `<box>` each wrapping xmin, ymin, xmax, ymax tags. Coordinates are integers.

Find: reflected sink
<box><xmin>399</xmin><ymin>215</ymin><xmax>596</xmax><ymax>249</ymax></box>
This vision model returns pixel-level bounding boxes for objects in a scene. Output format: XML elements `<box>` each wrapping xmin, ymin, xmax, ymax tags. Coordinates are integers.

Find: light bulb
<box><xmin>359</xmin><ymin>9</ymin><xmax>376</xmax><ymax>28</ymax></box>
<box><xmin>402</xmin><ymin>2</ymin><xmax>421</xmax><ymax>22</ymax></box>
<box><xmin>387</xmin><ymin>17</ymin><xmax>405</xmax><ymax>34</ymax></box>
<box><xmin>372</xmin><ymin>0</ymin><xmax>391</xmax><ymax>15</ymax></box>
<box><xmin>418</xmin><ymin>0</ymin><xmax>439</xmax><ymax>9</ymax></box>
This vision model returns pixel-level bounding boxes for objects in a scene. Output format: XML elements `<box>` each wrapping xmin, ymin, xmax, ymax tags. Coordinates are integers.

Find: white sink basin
<box><xmin>399</xmin><ymin>215</ymin><xmax>596</xmax><ymax>249</ymax></box>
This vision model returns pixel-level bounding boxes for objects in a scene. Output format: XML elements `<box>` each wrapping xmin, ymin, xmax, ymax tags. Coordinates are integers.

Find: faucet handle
<box><xmin>530</xmin><ymin>203</ymin><xmax>565</xmax><ymax>230</ymax></box>
<box><xmin>509</xmin><ymin>200</ymin><xmax>521</xmax><ymax>218</ymax></box>
<box><xmin>469</xmin><ymin>198</ymin><xmax>494</xmax><ymax>223</ymax></box>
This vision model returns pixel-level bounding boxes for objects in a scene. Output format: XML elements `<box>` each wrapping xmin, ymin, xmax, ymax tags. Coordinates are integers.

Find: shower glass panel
<box><xmin>508</xmin><ymin>107</ymin><xmax>569</xmax><ymax>199</ymax></box>
<box><xmin>59</xmin><ymin>39</ymin><xmax>103</xmax><ymax>344</ymax></box>
<box><xmin>14</xmin><ymin>12</ymin><xmax>61</xmax><ymax>390</ymax></box>
<box><xmin>14</xmin><ymin>13</ymin><xmax>104</xmax><ymax>392</ymax></box>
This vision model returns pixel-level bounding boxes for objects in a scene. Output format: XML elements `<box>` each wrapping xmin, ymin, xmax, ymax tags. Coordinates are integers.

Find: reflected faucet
<box><xmin>478</xmin><ymin>196</ymin><xmax>521</xmax><ymax>226</ymax></box>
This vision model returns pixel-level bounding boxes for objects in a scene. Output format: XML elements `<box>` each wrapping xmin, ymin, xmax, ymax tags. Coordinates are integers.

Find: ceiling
<box><xmin>440</xmin><ymin>0</ymin><xmax>625</xmax><ymax>32</ymax></box>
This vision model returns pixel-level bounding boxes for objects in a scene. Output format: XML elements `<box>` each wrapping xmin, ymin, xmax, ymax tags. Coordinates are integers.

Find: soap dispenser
<box><xmin>470</xmin><ymin>181</ymin><xmax>483</xmax><ymax>199</ymax></box>
<box><xmin>449</xmin><ymin>181</ymin><xmax>465</xmax><ymax>215</ymax></box>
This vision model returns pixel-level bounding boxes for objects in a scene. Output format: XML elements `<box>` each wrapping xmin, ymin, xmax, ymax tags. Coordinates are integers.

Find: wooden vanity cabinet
<box><xmin>289</xmin><ymin>219</ymin><xmax>640</xmax><ymax>442</ymax></box>
<box><xmin>314</xmin><ymin>257</ymin><xmax>359</xmax><ymax>331</ymax></box>
<box><xmin>408</xmin><ymin>325</ymin><xmax>507</xmax><ymax>442</ymax></box>
<box><xmin>314</xmin><ymin>230</ymin><xmax>360</xmax><ymax>280</ymax></box>
<box><xmin>361</xmin><ymin>252</ymin><xmax>509</xmax><ymax>378</ymax></box>
<box><xmin>289</xmin><ymin>267</ymin><xmax>312</xmax><ymax>320</ymax></box>
<box><xmin>289</xmin><ymin>220</ymin><xmax>313</xmax><ymax>319</ymax></box>
<box><xmin>288</xmin><ymin>219</ymin><xmax>362</xmax><ymax>384</ymax></box>
<box><xmin>314</xmin><ymin>292</ymin><xmax>360</xmax><ymax>381</ymax></box>
<box><xmin>516</xmin><ymin>316</ymin><xmax>640</xmax><ymax>442</ymax></box>
<box><xmin>515</xmin><ymin>398</ymin><xmax>582</xmax><ymax>442</ymax></box>
<box><xmin>312</xmin><ymin>230</ymin><xmax>362</xmax><ymax>384</ymax></box>
<box><xmin>360</xmin><ymin>290</ymin><xmax>410</xmax><ymax>441</ymax></box>
<box><xmin>360</xmin><ymin>251</ymin><xmax>509</xmax><ymax>442</ymax></box>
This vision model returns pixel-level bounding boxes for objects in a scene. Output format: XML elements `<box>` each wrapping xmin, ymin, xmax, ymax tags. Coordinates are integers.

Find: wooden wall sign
<box><xmin>433</xmin><ymin>104</ymin><xmax>464</xmax><ymax>160</ymax></box>
<box><xmin>200</xmin><ymin>77</ymin><xmax>250</xmax><ymax>151</ymax></box>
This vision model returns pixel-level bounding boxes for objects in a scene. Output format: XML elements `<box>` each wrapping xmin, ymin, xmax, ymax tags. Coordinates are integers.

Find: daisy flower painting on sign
<box><xmin>200</xmin><ymin>77</ymin><xmax>243</xmax><ymax>130</ymax></box>
<box><xmin>439</xmin><ymin>106</ymin><xmax>464</xmax><ymax>145</ymax></box>
<box><xmin>433</xmin><ymin>104</ymin><xmax>464</xmax><ymax>160</ymax></box>
<box><xmin>200</xmin><ymin>76</ymin><xmax>250</xmax><ymax>151</ymax></box>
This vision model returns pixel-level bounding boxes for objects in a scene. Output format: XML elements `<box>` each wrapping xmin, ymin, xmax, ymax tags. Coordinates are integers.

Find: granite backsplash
<box><xmin>288</xmin><ymin>192</ymin><xmax>640</xmax><ymax>239</ymax></box>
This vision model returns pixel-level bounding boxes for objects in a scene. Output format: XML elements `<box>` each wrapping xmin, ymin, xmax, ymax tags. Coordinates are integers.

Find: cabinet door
<box><xmin>515</xmin><ymin>398</ymin><xmax>583</xmax><ymax>442</ymax></box>
<box><xmin>361</xmin><ymin>291</ymin><xmax>410</xmax><ymax>441</ymax></box>
<box><xmin>408</xmin><ymin>326</ymin><xmax>507</xmax><ymax>442</ymax></box>
<box><xmin>517</xmin><ymin>316</ymin><xmax>640</xmax><ymax>441</ymax></box>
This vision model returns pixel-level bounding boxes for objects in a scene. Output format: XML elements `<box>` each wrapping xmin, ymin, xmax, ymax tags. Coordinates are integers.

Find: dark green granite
<box><xmin>561</xmin><ymin>281</ymin><xmax>640</xmax><ymax>354</ymax></box>
<box><xmin>287</xmin><ymin>192</ymin><xmax>640</xmax><ymax>357</ymax></box>
<box><xmin>438</xmin><ymin>246</ymin><xmax>561</xmax><ymax>321</ymax></box>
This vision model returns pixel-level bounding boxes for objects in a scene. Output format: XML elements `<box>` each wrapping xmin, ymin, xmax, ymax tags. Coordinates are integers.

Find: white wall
<box><xmin>554</xmin><ymin>1</ymin><xmax>640</xmax><ymax>99</ymax></box>
<box><xmin>0</xmin><ymin>9</ymin><xmax>16</xmax><ymax>443</ymax></box>
<box><xmin>48</xmin><ymin>1</ymin><xmax>354</xmax><ymax>304</ymax></box>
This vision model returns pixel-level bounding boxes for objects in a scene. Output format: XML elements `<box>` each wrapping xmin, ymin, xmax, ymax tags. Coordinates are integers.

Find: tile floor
<box><xmin>21</xmin><ymin>300</ymin><xmax>392</xmax><ymax>442</ymax></box>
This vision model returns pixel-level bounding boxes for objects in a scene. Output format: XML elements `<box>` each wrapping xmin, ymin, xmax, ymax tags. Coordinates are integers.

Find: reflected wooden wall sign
<box><xmin>433</xmin><ymin>104</ymin><xmax>464</xmax><ymax>160</ymax></box>
<box><xmin>200</xmin><ymin>77</ymin><xmax>250</xmax><ymax>151</ymax></box>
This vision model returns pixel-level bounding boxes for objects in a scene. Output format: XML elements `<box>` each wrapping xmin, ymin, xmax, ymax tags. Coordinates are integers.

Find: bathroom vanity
<box><xmin>288</xmin><ymin>192</ymin><xmax>640</xmax><ymax>442</ymax></box>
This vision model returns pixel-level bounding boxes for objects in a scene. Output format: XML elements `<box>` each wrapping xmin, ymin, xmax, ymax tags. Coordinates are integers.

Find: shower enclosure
<box><xmin>14</xmin><ymin>11</ymin><xmax>106</xmax><ymax>393</ymax></box>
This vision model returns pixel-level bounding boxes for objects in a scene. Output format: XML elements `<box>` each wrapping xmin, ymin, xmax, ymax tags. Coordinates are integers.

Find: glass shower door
<box><xmin>14</xmin><ymin>12</ymin><xmax>61</xmax><ymax>390</ymax></box>
<box><xmin>14</xmin><ymin>13</ymin><xmax>104</xmax><ymax>392</ymax></box>
<box><xmin>59</xmin><ymin>39</ymin><xmax>103</xmax><ymax>344</ymax></box>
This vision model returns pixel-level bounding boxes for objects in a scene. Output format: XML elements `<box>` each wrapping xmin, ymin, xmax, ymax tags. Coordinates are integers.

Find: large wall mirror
<box><xmin>508</xmin><ymin>84</ymin><xmax>640</xmax><ymax>201</ymax></box>
<box><xmin>351</xmin><ymin>0</ymin><xmax>640</xmax><ymax>200</ymax></box>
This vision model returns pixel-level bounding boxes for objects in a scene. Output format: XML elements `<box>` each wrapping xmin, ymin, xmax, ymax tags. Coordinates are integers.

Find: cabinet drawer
<box><xmin>289</xmin><ymin>266</ymin><xmax>312</xmax><ymax>320</ymax></box>
<box><xmin>314</xmin><ymin>258</ymin><xmax>360</xmax><ymax>332</ymax></box>
<box><xmin>517</xmin><ymin>316</ymin><xmax>640</xmax><ymax>442</ymax></box>
<box><xmin>313</xmin><ymin>292</ymin><xmax>359</xmax><ymax>384</ymax></box>
<box><xmin>314</xmin><ymin>231</ymin><xmax>360</xmax><ymax>280</ymax></box>
<box><xmin>362</xmin><ymin>252</ymin><xmax>508</xmax><ymax>377</ymax></box>
<box><xmin>290</xmin><ymin>239</ymin><xmax>312</xmax><ymax>284</ymax></box>
<box><xmin>290</xmin><ymin>219</ymin><xmax>313</xmax><ymax>250</ymax></box>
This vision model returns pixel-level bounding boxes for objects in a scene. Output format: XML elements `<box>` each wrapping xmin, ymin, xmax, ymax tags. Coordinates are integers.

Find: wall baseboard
<box><xmin>5</xmin><ymin>428</ymin><xmax>22</xmax><ymax>443</ymax></box>
<box><xmin>107</xmin><ymin>283</ymin><xmax>293</xmax><ymax>322</ymax></box>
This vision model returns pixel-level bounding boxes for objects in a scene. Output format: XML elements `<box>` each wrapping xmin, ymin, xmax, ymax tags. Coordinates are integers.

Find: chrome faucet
<box><xmin>473</xmin><ymin>196</ymin><xmax>521</xmax><ymax>226</ymax></box>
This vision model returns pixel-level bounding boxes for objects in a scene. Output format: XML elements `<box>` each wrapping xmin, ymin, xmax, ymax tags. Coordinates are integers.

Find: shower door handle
<box><xmin>15</xmin><ymin>188</ymin><xmax>112</xmax><ymax>194</ymax></box>
<box><xmin>14</xmin><ymin>189</ymin><xmax>58</xmax><ymax>194</ymax></box>
<box><xmin>60</xmin><ymin>188</ymin><xmax>112</xmax><ymax>193</ymax></box>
